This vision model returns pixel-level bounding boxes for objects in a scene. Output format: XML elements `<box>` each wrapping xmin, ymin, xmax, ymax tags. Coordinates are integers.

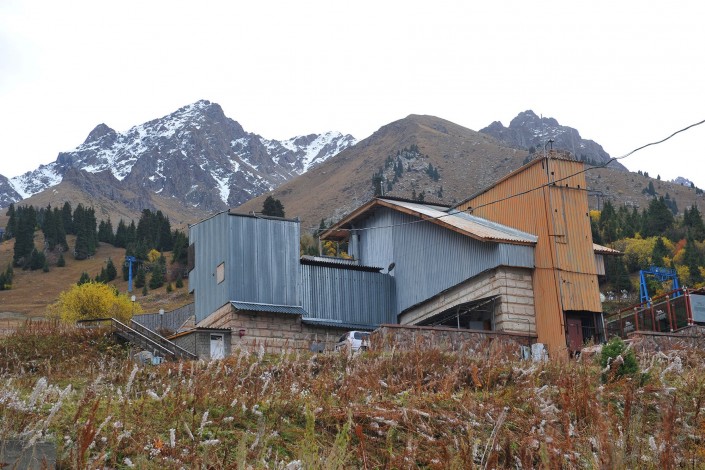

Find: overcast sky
<box><xmin>1</xmin><ymin>1</ymin><xmax>704</xmax><ymax>188</ymax></box>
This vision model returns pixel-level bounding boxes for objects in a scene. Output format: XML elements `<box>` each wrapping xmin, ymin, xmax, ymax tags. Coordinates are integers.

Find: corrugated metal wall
<box><xmin>456</xmin><ymin>156</ymin><xmax>600</xmax><ymax>356</ymax></box>
<box><xmin>353</xmin><ymin>207</ymin><xmax>534</xmax><ymax>315</ymax></box>
<box><xmin>189</xmin><ymin>212</ymin><xmax>232</xmax><ymax>322</ymax></box>
<box><xmin>300</xmin><ymin>264</ymin><xmax>396</xmax><ymax>325</ymax></box>
<box><xmin>229</xmin><ymin>215</ymin><xmax>300</xmax><ymax>306</ymax></box>
<box><xmin>189</xmin><ymin>213</ymin><xmax>301</xmax><ymax>323</ymax></box>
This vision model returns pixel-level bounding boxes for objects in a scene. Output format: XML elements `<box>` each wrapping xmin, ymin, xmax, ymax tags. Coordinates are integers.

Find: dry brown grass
<box><xmin>1</xmin><ymin>326</ymin><xmax>705</xmax><ymax>468</ymax></box>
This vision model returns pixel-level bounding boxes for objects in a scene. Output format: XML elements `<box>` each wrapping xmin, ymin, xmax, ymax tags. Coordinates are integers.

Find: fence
<box><xmin>604</xmin><ymin>287</ymin><xmax>696</xmax><ymax>339</ymax></box>
<box><xmin>132</xmin><ymin>303</ymin><xmax>195</xmax><ymax>333</ymax></box>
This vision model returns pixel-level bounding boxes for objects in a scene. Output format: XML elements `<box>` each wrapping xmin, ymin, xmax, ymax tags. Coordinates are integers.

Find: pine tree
<box><xmin>598</xmin><ymin>200</ymin><xmax>618</xmax><ymax>243</ymax></box>
<box><xmin>642</xmin><ymin>197</ymin><xmax>674</xmax><ymax>237</ymax></box>
<box><xmin>114</xmin><ymin>219</ymin><xmax>128</xmax><ymax>248</ymax></box>
<box><xmin>61</xmin><ymin>202</ymin><xmax>74</xmax><ymax>235</ymax></box>
<box><xmin>42</xmin><ymin>205</ymin><xmax>59</xmax><ymax>250</ymax></box>
<box><xmin>175</xmin><ymin>276</ymin><xmax>184</xmax><ymax>288</ymax></box>
<box><xmin>98</xmin><ymin>219</ymin><xmax>115</xmax><ymax>245</ymax></box>
<box><xmin>134</xmin><ymin>267</ymin><xmax>146</xmax><ymax>289</ymax></box>
<box><xmin>5</xmin><ymin>203</ymin><xmax>16</xmax><ymax>239</ymax></box>
<box><xmin>651</xmin><ymin>237</ymin><xmax>668</xmax><ymax>267</ymax></box>
<box><xmin>29</xmin><ymin>249</ymin><xmax>46</xmax><ymax>271</ymax></box>
<box><xmin>171</xmin><ymin>230</ymin><xmax>188</xmax><ymax>265</ymax></box>
<box><xmin>262</xmin><ymin>196</ymin><xmax>285</xmax><ymax>217</ymax></box>
<box><xmin>13</xmin><ymin>206</ymin><xmax>37</xmax><ymax>267</ymax></box>
<box><xmin>684</xmin><ymin>235</ymin><xmax>703</xmax><ymax>285</ymax></box>
<box><xmin>683</xmin><ymin>205</ymin><xmax>705</xmax><ymax>240</ymax></box>
<box><xmin>57</xmin><ymin>253</ymin><xmax>66</xmax><ymax>267</ymax></box>
<box><xmin>106</xmin><ymin>258</ymin><xmax>117</xmax><ymax>281</ymax></box>
<box><xmin>149</xmin><ymin>263</ymin><xmax>165</xmax><ymax>289</ymax></box>
<box><xmin>77</xmin><ymin>272</ymin><xmax>91</xmax><ymax>285</ymax></box>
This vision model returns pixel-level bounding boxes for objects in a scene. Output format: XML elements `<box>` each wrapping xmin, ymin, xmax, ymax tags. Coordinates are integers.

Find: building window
<box><xmin>216</xmin><ymin>262</ymin><xmax>225</xmax><ymax>284</ymax></box>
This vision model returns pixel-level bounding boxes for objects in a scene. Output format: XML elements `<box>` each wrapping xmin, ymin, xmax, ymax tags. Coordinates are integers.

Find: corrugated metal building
<box><xmin>188</xmin><ymin>211</ymin><xmax>301</xmax><ymax>322</ymax></box>
<box><xmin>323</xmin><ymin>198</ymin><xmax>540</xmax><ymax>336</ymax></box>
<box><xmin>188</xmin><ymin>210</ymin><xmax>396</xmax><ymax>353</ymax></box>
<box><xmin>455</xmin><ymin>153</ymin><xmax>604</xmax><ymax>357</ymax></box>
<box><xmin>189</xmin><ymin>154</ymin><xmax>614</xmax><ymax>357</ymax></box>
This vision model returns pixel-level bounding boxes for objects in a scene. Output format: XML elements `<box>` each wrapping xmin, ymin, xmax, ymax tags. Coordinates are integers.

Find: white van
<box><xmin>335</xmin><ymin>331</ymin><xmax>371</xmax><ymax>352</ymax></box>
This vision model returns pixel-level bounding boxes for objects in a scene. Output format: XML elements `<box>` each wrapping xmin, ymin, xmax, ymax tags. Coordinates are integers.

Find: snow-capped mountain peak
<box><xmin>4</xmin><ymin>100</ymin><xmax>356</xmax><ymax>210</ymax></box>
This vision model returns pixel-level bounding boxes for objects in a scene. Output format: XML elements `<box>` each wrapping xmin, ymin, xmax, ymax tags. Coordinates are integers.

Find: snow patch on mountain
<box><xmin>1</xmin><ymin>100</ymin><xmax>356</xmax><ymax>210</ymax></box>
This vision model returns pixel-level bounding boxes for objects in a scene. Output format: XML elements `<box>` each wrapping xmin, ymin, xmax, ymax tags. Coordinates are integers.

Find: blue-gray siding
<box><xmin>301</xmin><ymin>264</ymin><xmax>396</xmax><ymax>326</ymax></box>
<box><xmin>351</xmin><ymin>207</ymin><xmax>534</xmax><ymax>315</ymax></box>
<box><xmin>189</xmin><ymin>213</ymin><xmax>300</xmax><ymax>323</ymax></box>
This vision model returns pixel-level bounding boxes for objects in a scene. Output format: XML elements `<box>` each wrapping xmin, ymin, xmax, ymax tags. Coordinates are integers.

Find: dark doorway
<box><xmin>566</xmin><ymin>317</ymin><xmax>584</xmax><ymax>353</ymax></box>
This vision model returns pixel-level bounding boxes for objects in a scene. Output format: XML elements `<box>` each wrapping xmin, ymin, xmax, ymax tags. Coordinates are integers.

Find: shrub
<box><xmin>600</xmin><ymin>337</ymin><xmax>638</xmax><ymax>381</ymax></box>
<box><xmin>49</xmin><ymin>282</ymin><xmax>142</xmax><ymax>323</ymax></box>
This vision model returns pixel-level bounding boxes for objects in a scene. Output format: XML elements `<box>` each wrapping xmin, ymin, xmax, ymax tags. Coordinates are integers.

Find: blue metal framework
<box><xmin>639</xmin><ymin>265</ymin><xmax>681</xmax><ymax>305</ymax></box>
<box><xmin>125</xmin><ymin>256</ymin><xmax>137</xmax><ymax>293</ymax></box>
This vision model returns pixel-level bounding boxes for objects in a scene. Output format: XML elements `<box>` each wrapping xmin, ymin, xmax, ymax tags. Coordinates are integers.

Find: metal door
<box><xmin>210</xmin><ymin>334</ymin><xmax>225</xmax><ymax>360</ymax></box>
<box><xmin>566</xmin><ymin>317</ymin><xmax>584</xmax><ymax>352</ymax></box>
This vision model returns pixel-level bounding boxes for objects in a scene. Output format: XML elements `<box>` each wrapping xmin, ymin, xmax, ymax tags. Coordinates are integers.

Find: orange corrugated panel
<box><xmin>558</xmin><ymin>271</ymin><xmax>602</xmax><ymax>312</ymax></box>
<box><xmin>457</xmin><ymin>156</ymin><xmax>600</xmax><ymax>357</ymax></box>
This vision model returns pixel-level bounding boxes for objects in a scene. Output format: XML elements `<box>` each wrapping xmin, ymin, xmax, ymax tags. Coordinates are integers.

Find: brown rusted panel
<box><xmin>457</xmin><ymin>155</ymin><xmax>601</xmax><ymax>358</ymax></box>
<box><xmin>532</xmin><ymin>268</ymin><xmax>567</xmax><ymax>355</ymax></box>
<box><xmin>558</xmin><ymin>271</ymin><xmax>602</xmax><ymax>312</ymax></box>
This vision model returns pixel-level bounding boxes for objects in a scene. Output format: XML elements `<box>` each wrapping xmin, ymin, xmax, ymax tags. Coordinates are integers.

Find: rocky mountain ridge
<box><xmin>2</xmin><ymin>100</ymin><xmax>356</xmax><ymax>212</ymax></box>
<box><xmin>481</xmin><ymin>110</ymin><xmax>626</xmax><ymax>170</ymax></box>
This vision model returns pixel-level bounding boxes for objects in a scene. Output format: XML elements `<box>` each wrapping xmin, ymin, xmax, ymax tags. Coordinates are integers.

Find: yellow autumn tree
<box><xmin>147</xmin><ymin>249</ymin><xmax>162</xmax><ymax>263</ymax></box>
<box><xmin>49</xmin><ymin>282</ymin><xmax>142</xmax><ymax>324</ymax></box>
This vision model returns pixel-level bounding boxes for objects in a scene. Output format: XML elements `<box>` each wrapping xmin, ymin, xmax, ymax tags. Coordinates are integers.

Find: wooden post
<box><xmin>666</xmin><ymin>294</ymin><xmax>675</xmax><ymax>332</ymax></box>
<box><xmin>649</xmin><ymin>303</ymin><xmax>656</xmax><ymax>332</ymax></box>
<box><xmin>635</xmin><ymin>307</ymin><xmax>641</xmax><ymax>331</ymax></box>
<box><xmin>684</xmin><ymin>287</ymin><xmax>693</xmax><ymax>326</ymax></box>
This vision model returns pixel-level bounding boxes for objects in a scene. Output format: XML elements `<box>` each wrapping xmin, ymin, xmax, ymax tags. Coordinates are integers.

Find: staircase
<box><xmin>79</xmin><ymin>318</ymin><xmax>197</xmax><ymax>361</ymax></box>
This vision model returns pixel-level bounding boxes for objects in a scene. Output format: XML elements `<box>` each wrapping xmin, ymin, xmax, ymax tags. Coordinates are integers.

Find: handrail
<box><xmin>129</xmin><ymin>320</ymin><xmax>196</xmax><ymax>360</ymax></box>
<box><xmin>111</xmin><ymin>318</ymin><xmax>178</xmax><ymax>359</ymax></box>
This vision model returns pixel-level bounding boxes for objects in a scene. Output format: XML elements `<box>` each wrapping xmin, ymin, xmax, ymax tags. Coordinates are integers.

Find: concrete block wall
<box><xmin>171</xmin><ymin>330</ymin><xmax>232</xmax><ymax>360</ymax></box>
<box><xmin>197</xmin><ymin>304</ymin><xmax>349</xmax><ymax>354</ymax></box>
<box><xmin>400</xmin><ymin>266</ymin><xmax>536</xmax><ymax>335</ymax></box>
<box><xmin>371</xmin><ymin>324</ymin><xmax>535</xmax><ymax>355</ymax></box>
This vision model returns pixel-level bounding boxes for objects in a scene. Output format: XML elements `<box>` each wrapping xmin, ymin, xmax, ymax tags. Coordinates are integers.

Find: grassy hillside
<box><xmin>1</xmin><ymin>325</ymin><xmax>704</xmax><ymax>468</ymax></box>
<box><xmin>0</xmin><ymin>233</ymin><xmax>192</xmax><ymax>320</ymax></box>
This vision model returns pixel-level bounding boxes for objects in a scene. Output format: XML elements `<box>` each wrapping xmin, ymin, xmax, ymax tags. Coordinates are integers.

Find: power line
<box><xmin>311</xmin><ymin>118</ymin><xmax>705</xmax><ymax>235</ymax></box>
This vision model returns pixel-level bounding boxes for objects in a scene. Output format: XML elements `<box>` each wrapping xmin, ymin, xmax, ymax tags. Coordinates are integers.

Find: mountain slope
<box><xmin>236</xmin><ymin>114</ymin><xmax>531</xmax><ymax>228</ymax></box>
<box><xmin>3</xmin><ymin>100</ymin><xmax>356</xmax><ymax>212</ymax></box>
<box><xmin>481</xmin><ymin>110</ymin><xmax>626</xmax><ymax>170</ymax></box>
<box><xmin>237</xmin><ymin>114</ymin><xmax>705</xmax><ymax>230</ymax></box>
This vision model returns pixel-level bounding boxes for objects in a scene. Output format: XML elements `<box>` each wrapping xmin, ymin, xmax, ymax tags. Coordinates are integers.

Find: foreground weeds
<box><xmin>1</xmin><ymin>325</ymin><xmax>705</xmax><ymax>468</ymax></box>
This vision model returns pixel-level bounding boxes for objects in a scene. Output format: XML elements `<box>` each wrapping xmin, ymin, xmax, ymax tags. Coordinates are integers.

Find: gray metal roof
<box><xmin>230</xmin><ymin>301</ymin><xmax>307</xmax><ymax>315</ymax></box>
<box><xmin>593</xmin><ymin>243</ymin><xmax>622</xmax><ymax>255</ymax></box>
<box><xmin>379</xmin><ymin>198</ymin><xmax>538</xmax><ymax>245</ymax></box>
<box><xmin>301</xmin><ymin>318</ymin><xmax>376</xmax><ymax>330</ymax></box>
<box><xmin>300</xmin><ymin>255</ymin><xmax>383</xmax><ymax>273</ymax></box>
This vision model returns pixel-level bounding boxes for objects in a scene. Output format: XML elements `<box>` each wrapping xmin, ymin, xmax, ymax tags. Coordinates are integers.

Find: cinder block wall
<box><xmin>400</xmin><ymin>266</ymin><xmax>535</xmax><ymax>334</ymax></box>
<box><xmin>198</xmin><ymin>304</ymin><xmax>349</xmax><ymax>354</ymax></box>
<box><xmin>371</xmin><ymin>324</ymin><xmax>535</xmax><ymax>354</ymax></box>
<box><xmin>171</xmin><ymin>330</ymin><xmax>233</xmax><ymax>359</ymax></box>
